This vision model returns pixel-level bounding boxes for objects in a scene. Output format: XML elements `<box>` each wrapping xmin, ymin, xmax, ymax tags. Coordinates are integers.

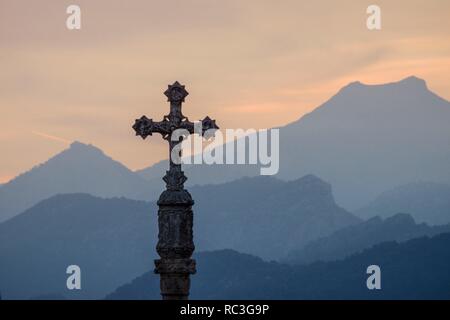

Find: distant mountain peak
<box><xmin>399</xmin><ymin>75</ymin><xmax>427</xmax><ymax>86</ymax></box>
<box><xmin>289</xmin><ymin>174</ymin><xmax>332</xmax><ymax>193</ymax></box>
<box><xmin>384</xmin><ymin>213</ymin><xmax>416</xmax><ymax>225</ymax></box>
<box><xmin>391</xmin><ymin>76</ymin><xmax>428</xmax><ymax>92</ymax></box>
<box><xmin>357</xmin><ymin>181</ymin><xmax>450</xmax><ymax>225</ymax></box>
<box><xmin>343</xmin><ymin>80</ymin><xmax>364</xmax><ymax>89</ymax></box>
<box><xmin>339</xmin><ymin>76</ymin><xmax>428</xmax><ymax>96</ymax></box>
<box><xmin>68</xmin><ymin>141</ymin><xmax>104</xmax><ymax>154</ymax></box>
<box><xmin>0</xmin><ymin>140</ymin><xmax>155</xmax><ymax>223</ymax></box>
<box><xmin>297</xmin><ymin>174</ymin><xmax>326</xmax><ymax>184</ymax></box>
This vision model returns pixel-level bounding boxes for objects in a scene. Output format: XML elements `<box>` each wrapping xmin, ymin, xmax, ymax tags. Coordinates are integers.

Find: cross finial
<box><xmin>132</xmin><ymin>81</ymin><xmax>219</xmax><ymax>300</ymax></box>
<box><xmin>132</xmin><ymin>81</ymin><xmax>215</xmax><ymax>300</ymax></box>
<box><xmin>132</xmin><ymin>82</ymin><xmax>219</xmax><ymax>190</ymax></box>
<box><xmin>164</xmin><ymin>81</ymin><xmax>189</xmax><ymax>103</ymax></box>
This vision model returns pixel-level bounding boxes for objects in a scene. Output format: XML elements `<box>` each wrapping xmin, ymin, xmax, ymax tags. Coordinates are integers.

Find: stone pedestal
<box><xmin>154</xmin><ymin>188</ymin><xmax>196</xmax><ymax>300</ymax></box>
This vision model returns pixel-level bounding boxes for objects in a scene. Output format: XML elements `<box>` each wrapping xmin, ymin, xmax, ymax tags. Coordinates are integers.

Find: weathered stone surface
<box><xmin>132</xmin><ymin>81</ymin><xmax>218</xmax><ymax>299</ymax></box>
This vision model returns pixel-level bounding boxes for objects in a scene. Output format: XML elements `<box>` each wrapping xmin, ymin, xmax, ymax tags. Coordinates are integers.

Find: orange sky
<box><xmin>1</xmin><ymin>0</ymin><xmax>450</xmax><ymax>183</ymax></box>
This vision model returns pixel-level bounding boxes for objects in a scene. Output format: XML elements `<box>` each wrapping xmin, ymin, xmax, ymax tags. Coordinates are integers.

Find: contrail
<box><xmin>31</xmin><ymin>131</ymin><xmax>72</xmax><ymax>144</ymax></box>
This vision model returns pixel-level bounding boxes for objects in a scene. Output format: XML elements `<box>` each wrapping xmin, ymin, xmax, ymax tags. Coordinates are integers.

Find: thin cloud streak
<box><xmin>31</xmin><ymin>131</ymin><xmax>72</xmax><ymax>144</ymax></box>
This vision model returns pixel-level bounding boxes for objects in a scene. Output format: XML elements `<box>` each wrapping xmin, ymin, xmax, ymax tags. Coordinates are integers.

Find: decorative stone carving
<box><xmin>132</xmin><ymin>81</ymin><xmax>219</xmax><ymax>300</ymax></box>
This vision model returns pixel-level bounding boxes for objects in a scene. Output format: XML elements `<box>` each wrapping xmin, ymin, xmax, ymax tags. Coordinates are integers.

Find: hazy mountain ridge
<box><xmin>357</xmin><ymin>181</ymin><xmax>450</xmax><ymax>225</ymax></box>
<box><xmin>138</xmin><ymin>76</ymin><xmax>450</xmax><ymax>211</ymax></box>
<box><xmin>106</xmin><ymin>233</ymin><xmax>450</xmax><ymax>300</ymax></box>
<box><xmin>189</xmin><ymin>174</ymin><xmax>360</xmax><ymax>259</ymax></box>
<box><xmin>0</xmin><ymin>193</ymin><xmax>155</xmax><ymax>299</ymax></box>
<box><xmin>0</xmin><ymin>141</ymin><xmax>160</xmax><ymax>223</ymax></box>
<box><xmin>1</xmin><ymin>76</ymin><xmax>449</xmax><ymax>223</ymax></box>
<box><xmin>278</xmin><ymin>76</ymin><xmax>450</xmax><ymax>210</ymax></box>
<box><xmin>1</xmin><ymin>76</ymin><xmax>449</xmax><ymax>299</ymax></box>
<box><xmin>0</xmin><ymin>174</ymin><xmax>359</xmax><ymax>299</ymax></box>
<box><xmin>284</xmin><ymin>213</ymin><xmax>450</xmax><ymax>265</ymax></box>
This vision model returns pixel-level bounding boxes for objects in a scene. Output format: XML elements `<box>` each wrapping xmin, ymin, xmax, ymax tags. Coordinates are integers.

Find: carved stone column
<box><xmin>154</xmin><ymin>183</ymin><xmax>196</xmax><ymax>299</ymax></box>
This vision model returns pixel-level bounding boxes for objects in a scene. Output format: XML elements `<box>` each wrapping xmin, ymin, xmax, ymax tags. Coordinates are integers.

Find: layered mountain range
<box><xmin>1</xmin><ymin>76</ymin><xmax>450</xmax><ymax>299</ymax></box>
<box><xmin>1</xmin><ymin>76</ymin><xmax>449</xmax><ymax>224</ymax></box>
<box><xmin>107</xmin><ymin>233</ymin><xmax>450</xmax><ymax>300</ymax></box>
<box><xmin>139</xmin><ymin>76</ymin><xmax>450</xmax><ymax>211</ymax></box>
<box><xmin>0</xmin><ymin>173</ymin><xmax>360</xmax><ymax>299</ymax></box>
<box><xmin>285</xmin><ymin>213</ymin><xmax>450</xmax><ymax>265</ymax></box>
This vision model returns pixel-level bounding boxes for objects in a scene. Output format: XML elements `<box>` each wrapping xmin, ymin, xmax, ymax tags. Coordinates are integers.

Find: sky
<box><xmin>1</xmin><ymin>0</ymin><xmax>450</xmax><ymax>183</ymax></box>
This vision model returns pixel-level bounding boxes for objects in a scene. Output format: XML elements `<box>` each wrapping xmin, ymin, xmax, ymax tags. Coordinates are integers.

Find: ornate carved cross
<box><xmin>133</xmin><ymin>81</ymin><xmax>218</xmax><ymax>190</ymax></box>
<box><xmin>132</xmin><ymin>81</ymin><xmax>219</xmax><ymax>300</ymax></box>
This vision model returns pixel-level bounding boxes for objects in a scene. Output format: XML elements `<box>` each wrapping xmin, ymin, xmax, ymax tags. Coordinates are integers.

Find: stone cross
<box><xmin>132</xmin><ymin>81</ymin><xmax>219</xmax><ymax>300</ymax></box>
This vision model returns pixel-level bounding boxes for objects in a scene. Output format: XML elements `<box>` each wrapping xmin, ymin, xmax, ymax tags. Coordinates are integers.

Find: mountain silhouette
<box><xmin>0</xmin><ymin>175</ymin><xmax>359</xmax><ymax>299</ymax></box>
<box><xmin>190</xmin><ymin>174</ymin><xmax>360</xmax><ymax>259</ymax></box>
<box><xmin>0</xmin><ymin>194</ymin><xmax>154</xmax><ymax>299</ymax></box>
<box><xmin>357</xmin><ymin>181</ymin><xmax>450</xmax><ymax>225</ymax></box>
<box><xmin>106</xmin><ymin>233</ymin><xmax>450</xmax><ymax>300</ymax></box>
<box><xmin>284</xmin><ymin>213</ymin><xmax>450</xmax><ymax>265</ymax></box>
<box><xmin>2</xmin><ymin>76</ymin><xmax>448</xmax><ymax>221</ymax></box>
<box><xmin>138</xmin><ymin>76</ymin><xmax>450</xmax><ymax>210</ymax></box>
<box><xmin>0</xmin><ymin>141</ymin><xmax>160</xmax><ymax>223</ymax></box>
